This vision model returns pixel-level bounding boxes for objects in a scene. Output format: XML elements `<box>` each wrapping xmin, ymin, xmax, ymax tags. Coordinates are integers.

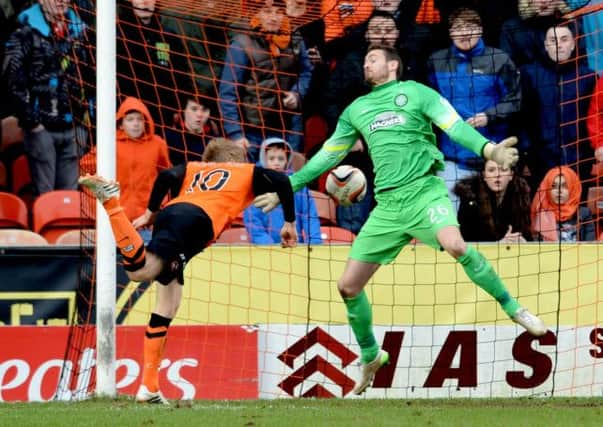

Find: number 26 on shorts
<box><xmin>427</xmin><ymin>205</ymin><xmax>449</xmax><ymax>225</ymax></box>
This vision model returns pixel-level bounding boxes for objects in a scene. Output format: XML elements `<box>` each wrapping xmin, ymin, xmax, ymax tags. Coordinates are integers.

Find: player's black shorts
<box><xmin>146</xmin><ymin>202</ymin><xmax>214</xmax><ymax>285</ymax></box>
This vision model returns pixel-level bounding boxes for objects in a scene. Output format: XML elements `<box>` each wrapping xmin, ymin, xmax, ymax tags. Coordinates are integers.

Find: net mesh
<box><xmin>51</xmin><ymin>1</ymin><xmax>603</xmax><ymax>400</ymax></box>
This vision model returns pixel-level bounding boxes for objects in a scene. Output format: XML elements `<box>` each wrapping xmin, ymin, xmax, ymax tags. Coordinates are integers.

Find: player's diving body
<box><xmin>80</xmin><ymin>138</ymin><xmax>297</xmax><ymax>403</ymax></box>
<box><xmin>255</xmin><ymin>44</ymin><xmax>546</xmax><ymax>395</ymax></box>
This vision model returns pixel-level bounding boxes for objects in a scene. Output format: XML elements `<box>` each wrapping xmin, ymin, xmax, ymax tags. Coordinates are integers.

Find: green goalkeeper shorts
<box><xmin>349</xmin><ymin>175</ymin><xmax>458</xmax><ymax>264</ymax></box>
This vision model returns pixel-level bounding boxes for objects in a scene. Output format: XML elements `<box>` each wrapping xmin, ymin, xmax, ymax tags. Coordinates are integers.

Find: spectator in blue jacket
<box><xmin>244</xmin><ymin>137</ymin><xmax>322</xmax><ymax>244</ymax></box>
<box><xmin>218</xmin><ymin>0</ymin><xmax>313</xmax><ymax>161</ymax></box>
<box><xmin>520</xmin><ymin>23</ymin><xmax>596</xmax><ymax>190</ymax></box>
<box><xmin>428</xmin><ymin>7</ymin><xmax>522</xmax><ymax>210</ymax></box>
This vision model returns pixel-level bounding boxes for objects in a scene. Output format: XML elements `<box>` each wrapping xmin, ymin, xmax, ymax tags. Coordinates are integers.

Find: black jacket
<box><xmin>454</xmin><ymin>173</ymin><xmax>533</xmax><ymax>242</ymax></box>
<box><xmin>117</xmin><ymin>4</ymin><xmax>191</xmax><ymax>130</ymax></box>
<box><xmin>3</xmin><ymin>4</ymin><xmax>92</xmax><ymax>130</ymax></box>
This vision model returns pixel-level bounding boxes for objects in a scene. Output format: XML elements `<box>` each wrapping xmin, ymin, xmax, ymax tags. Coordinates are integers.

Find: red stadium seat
<box><xmin>0</xmin><ymin>160</ymin><xmax>7</xmax><ymax>190</ymax></box>
<box><xmin>54</xmin><ymin>229</ymin><xmax>96</xmax><ymax>246</ymax></box>
<box><xmin>0</xmin><ymin>192</ymin><xmax>28</xmax><ymax>229</ymax></box>
<box><xmin>11</xmin><ymin>154</ymin><xmax>31</xmax><ymax>194</ymax></box>
<box><xmin>33</xmin><ymin>190</ymin><xmax>95</xmax><ymax>243</ymax></box>
<box><xmin>215</xmin><ymin>227</ymin><xmax>251</xmax><ymax>244</ymax></box>
<box><xmin>0</xmin><ymin>229</ymin><xmax>48</xmax><ymax>246</ymax></box>
<box><xmin>10</xmin><ymin>154</ymin><xmax>35</xmax><ymax>211</ymax></box>
<box><xmin>309</xmin><ymin>190</ymin><xmax>337</xmax><ymax>226</ymax></box>
<box><xmin>320</xmin><ymin>226</ymin><xmax>355</xmax><ymax>243</ymax></box>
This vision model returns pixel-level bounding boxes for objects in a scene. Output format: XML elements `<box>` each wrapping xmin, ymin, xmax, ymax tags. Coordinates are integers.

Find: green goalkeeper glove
<box><xmin>482</xmin><ymin>136</ymin><xmax>519</xmax><ymax>169</ymax></box>
<box><xmin>253</xmin><ymin>192</ymin><xmax>280</xmax><ymax>213</ymax></box>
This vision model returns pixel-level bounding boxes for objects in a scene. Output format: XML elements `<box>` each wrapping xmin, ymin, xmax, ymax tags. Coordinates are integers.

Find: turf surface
<box><xmin>2</xmin><ymin>397</ymin><xmax>603</xmax><ymax>427</ymax></box>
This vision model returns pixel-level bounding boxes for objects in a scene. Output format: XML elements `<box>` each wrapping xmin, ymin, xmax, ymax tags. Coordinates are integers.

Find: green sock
<box><xmin>343</xmin><ymin>290</ymin><xmax>379</xmax><ymax>363</ymax></box>
<box><xmin>458</xmin><ymin>245</ymin><xmax>520</xmax><ymax>318</ymax></box>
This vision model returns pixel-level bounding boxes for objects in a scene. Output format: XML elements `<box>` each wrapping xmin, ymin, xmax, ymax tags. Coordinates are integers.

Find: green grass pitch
<box><xmin>2</xmin><ymin>397</ymin><xmax>602</xmax><ymax>427</ymax></box>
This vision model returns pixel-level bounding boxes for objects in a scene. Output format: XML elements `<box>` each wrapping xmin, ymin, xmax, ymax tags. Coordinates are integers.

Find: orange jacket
<box><xmin>530</xmin><ymin>166</ymin><xmax>582</xmax><ymax>241</ymax></box>
<box><xmin>80</xmin><ymin>97</ymin><xmax>171</xmax><ymax>220</ymax></box>
<box><xmin>321</xmin><ymin>0</ymin><xmax>373</xmax><ymax>42</ymax></box>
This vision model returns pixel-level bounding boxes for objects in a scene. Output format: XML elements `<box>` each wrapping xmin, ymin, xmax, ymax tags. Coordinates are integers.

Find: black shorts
<box><xmin>147</xmin><ymin>203</ymin><xmax>214</xmax><ymax>285</ymax></box>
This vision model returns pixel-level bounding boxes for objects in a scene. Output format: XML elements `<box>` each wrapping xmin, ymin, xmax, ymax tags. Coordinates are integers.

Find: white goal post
<box><xmin>95</xmin><ymin>0</ymin><xmax>117</xmax><ymax>398</ymax></box>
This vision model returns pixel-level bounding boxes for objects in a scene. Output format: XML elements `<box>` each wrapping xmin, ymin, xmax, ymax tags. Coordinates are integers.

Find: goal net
<box><xmin>54</xmin><ymin>0</ymin><xmax>603</xmax><ymax>400</ymax></box>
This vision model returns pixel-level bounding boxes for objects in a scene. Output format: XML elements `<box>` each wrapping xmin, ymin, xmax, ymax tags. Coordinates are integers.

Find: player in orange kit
<box><xmin>79</xmin><ymin>138</ymin><xmax>297</xmax><ymax>404</ymax></box>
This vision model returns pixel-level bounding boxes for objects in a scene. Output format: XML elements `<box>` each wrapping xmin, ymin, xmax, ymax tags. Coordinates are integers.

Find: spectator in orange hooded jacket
<box><xmin>530</xmin><ymin>166</ymin><xmax>595</xmax><ymax>242</ymax></box>
<box><xmin>81</xmin><ymin>97</ymin><xmax>171</xmax><ymax>240</ymax></box>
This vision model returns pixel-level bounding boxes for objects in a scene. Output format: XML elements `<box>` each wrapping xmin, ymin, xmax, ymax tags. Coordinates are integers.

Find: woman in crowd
<box><xmin>531</xmin><ymin>166</ymin><xmax>595</xmax><ymax>242</ymax></box>
<box><xmin>454</xmin><ymin>160</ymin><xmax>532</xmax><ymax>242</ymax></box>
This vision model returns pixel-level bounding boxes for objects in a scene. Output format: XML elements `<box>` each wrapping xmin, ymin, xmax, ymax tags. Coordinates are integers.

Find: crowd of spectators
<box><xmin>0</xmin><ymin>0</ymin><xmax>602</xmax><ymax>244</ymax></box>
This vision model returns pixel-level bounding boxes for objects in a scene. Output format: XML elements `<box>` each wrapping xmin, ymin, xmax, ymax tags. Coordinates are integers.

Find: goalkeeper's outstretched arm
<box><xmin>422</xmin><ymin>87</ymin><xmax>520</xmax><ymax>169</ymax></box>
<box><xmin>254</xmin><ymin>112</ymin><xmax>358</xmax><ymax>213</ymax></box>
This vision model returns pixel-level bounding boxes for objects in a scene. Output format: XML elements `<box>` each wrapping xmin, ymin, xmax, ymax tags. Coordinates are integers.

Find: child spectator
<box><xmin>244</xmin><ymin>137</ymin><xmax>322</xmax><ymax>244</ymax></box>
<box><xmin>81</xmin><ymin>97</ymin><xmax>170</xmax><ymax>241</ymax></box>
<box><xmin>428</xmin><ymin>7</ymin><xmax>521</xmax><ymax>211</ymax></box>
<box><xmin>454</xmin><ymin>160</ymin><xmax>532</xmax><ymax>243</ymax></box>
<box><xmin>435</xmin><ymin>0</ymin><xmax>519</xmax><ymax>48</ymax></box>
<box><xmin>531</xmin><ymin>166</ymin><xmax>596</xmax><ymax>241</ymax></box>
<box><xmin>164</xmin><ymin>92</ymin><xmax>220</xmax><ymax>166</ymax></box>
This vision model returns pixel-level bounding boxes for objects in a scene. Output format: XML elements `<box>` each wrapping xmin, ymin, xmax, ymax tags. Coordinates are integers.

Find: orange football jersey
<box><xmin>166</xmin><ymin>162</ymin><xmax>255</xmax><ymax>237</ymax></box>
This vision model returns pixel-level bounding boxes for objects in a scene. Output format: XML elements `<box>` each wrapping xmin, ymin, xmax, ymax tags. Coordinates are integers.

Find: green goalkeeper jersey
<box><xmin>290</xmin><ymin>80</ymin><xmax>490</xmax><ymax>193</ymax></box>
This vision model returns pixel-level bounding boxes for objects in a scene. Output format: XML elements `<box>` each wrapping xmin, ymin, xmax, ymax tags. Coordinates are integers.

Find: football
<box><xmin>325</xmin><ymin>165</ymin><xmax>367</xmax><ymax>207</ymax></box>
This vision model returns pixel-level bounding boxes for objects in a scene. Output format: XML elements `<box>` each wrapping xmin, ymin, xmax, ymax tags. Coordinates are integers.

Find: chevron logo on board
<box><xmin>277</xmin><ymin>327</ymin><xmax>357</xmax><ymax>397</ymax></box>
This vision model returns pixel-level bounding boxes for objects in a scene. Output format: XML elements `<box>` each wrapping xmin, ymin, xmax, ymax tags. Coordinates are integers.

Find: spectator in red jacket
<box><xmin>587</xmin><ymin>76</ymin><xmax>603</xmax><ymax>169</ymax></box>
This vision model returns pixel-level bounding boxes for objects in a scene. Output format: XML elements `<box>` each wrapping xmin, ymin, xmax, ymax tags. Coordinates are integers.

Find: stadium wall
<box><xmin>0</xmin><ymin>244</ymin><xmax>601</xmax><ymax>400</ymax></box>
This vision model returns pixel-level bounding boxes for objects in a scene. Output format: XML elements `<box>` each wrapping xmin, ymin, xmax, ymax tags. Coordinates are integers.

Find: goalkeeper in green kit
<box><xmin>255</xmin><ymin>45</ymin><xmax>547</xmax><ymax>395</ymax></box>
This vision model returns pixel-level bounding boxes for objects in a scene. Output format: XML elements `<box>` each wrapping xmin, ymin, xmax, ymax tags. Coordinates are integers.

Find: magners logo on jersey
<box><xmin>369</xmin><ymin>112</ymin><xmax>405</xmax><ymax>132</ymax></box>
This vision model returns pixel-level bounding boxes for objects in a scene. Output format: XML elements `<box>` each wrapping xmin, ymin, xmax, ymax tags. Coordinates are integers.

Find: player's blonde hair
<box><xmin>202</xmin><ymin>138</ymin><xmax>247</xmax><ymax>163</ymax></box>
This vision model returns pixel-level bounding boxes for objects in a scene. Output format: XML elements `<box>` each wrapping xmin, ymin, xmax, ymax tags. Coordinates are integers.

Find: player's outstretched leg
<box><xmin>342</xmin><ymin>288</ymin><xmax>389</xmax><ymax>395</ymax></box>
<box><xmin>339</xmin><ymin>258</ymin><xmax>391</xmax><ymax>395</ymax></box>
<box><xmin>78</xmin><ymin>173</ymin><xmax>120</xmax><ymax>203</ymax></box>
<box><xmin>458</xmin><ymin>245</ymin><xmax>547</xmax><ymax>336</ymax></box>
<box><xmin>79</xmin><ymin>174</ymin><xmax>146</xmax><ymax>271</ymax></box>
